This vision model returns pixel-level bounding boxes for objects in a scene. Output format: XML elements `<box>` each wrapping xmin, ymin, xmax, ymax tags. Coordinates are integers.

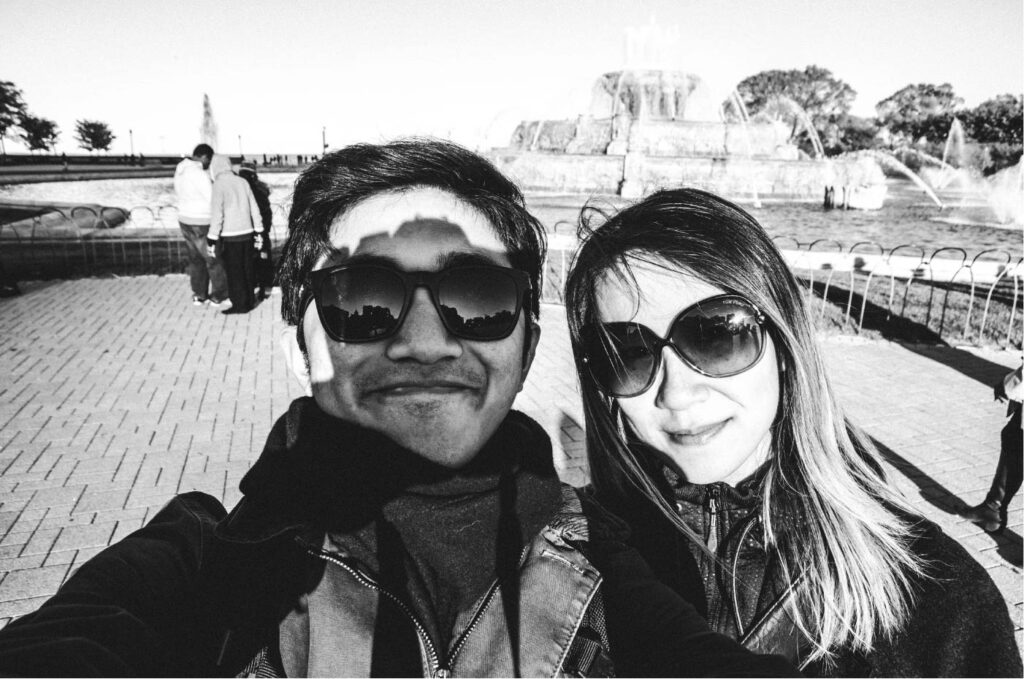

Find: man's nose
<box><xmin>654</xmin><ymin>346</ymin><xmax>711</xmax><ymax>410</ymax></box>
<box><xmin>385</xmin><ymin>287</ymin><xmax>463</xmax><ymax>362</ymax></box>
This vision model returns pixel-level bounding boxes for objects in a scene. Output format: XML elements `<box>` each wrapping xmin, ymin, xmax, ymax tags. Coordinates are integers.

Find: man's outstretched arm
<box><xmin>0</xmin><ymin>492</ymin><xmax>226</xmax><ymax>677</ymax></box>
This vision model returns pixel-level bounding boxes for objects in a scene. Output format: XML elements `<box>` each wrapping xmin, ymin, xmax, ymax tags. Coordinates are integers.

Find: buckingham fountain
<box><xmin>487</xmin><ymin>68</ymin><xmax>884</xmax><ymax>204</ymax></box>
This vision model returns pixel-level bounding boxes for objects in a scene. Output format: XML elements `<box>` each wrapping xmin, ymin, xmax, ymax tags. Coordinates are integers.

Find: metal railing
<box><xmin>769</xmin><ymin>237</ymin><xmax>1022</xmax><ymax>347</ymax></box>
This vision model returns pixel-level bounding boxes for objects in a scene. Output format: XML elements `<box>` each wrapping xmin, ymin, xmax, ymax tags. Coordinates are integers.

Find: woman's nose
<box><xmin>654</xmin><ymin>346</ymin><xmax>711</xmax><ymax>410</ymax></box>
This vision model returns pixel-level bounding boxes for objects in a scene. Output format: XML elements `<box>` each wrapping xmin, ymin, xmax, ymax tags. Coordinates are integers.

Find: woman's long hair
<box><xmin>564</xmin><ymin>188</ymin><xmax>923</xmax><ymax>665</ymax></box>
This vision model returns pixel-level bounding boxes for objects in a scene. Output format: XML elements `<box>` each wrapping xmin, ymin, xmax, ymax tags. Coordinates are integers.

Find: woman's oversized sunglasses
<box><xmin>582</xmin><ymin>294</ymin><xmax>768</xmax><ymax>397</ymax></box>
<box><xmin>305</xmin><ymin>263</ymin><xmax>532</xmax><ymax>342</ymax></box>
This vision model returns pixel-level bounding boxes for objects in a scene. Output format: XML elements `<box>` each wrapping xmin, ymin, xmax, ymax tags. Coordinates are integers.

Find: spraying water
<box><xmin>199</xmin><ymin>94</ymin><xmax>218</xmax><ymax>150</ymax></box>
<box><xmin>843</xmin><ymin>149</ymin><xmax>945</xmax><ymax>208</ymax></box>
<box><xmin>941</xmin><ymin>117</ymin><xmax>966</xmax><ymax>168</ymax></box>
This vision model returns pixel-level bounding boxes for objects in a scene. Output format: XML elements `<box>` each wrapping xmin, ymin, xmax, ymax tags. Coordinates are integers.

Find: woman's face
<box><xmin>594</xmin><ymin>260</ymin><xmax>780</xmax><ymax>486</ymax></box>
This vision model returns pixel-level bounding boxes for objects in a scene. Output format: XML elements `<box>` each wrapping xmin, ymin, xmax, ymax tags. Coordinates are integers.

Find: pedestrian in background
<box><xmin>238</xmin><ymin>161</ymin><xmax>274</xmax><ymax>300</ymax></box>
<box><xmin>962</xmin><ymin>364</ymin><xmax>1023</xmax><ymax>534</ymax></box>
<box><xmin>206</xmin><ymin>155</ymin><xmax>261</xmax><ymax>315</ymax></box>
<box><xmin>174</xmin><ymin>144</ymin><xmax>227</xmax><ymax>307</ymax></box>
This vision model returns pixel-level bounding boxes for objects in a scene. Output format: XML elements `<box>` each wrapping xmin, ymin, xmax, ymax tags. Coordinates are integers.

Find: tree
<box><xmin>18</xmin><ymin>114</ymin><xmax>60</xmax><ymax>152</ymax></box>
<box><xmin>737</xmin><ymin>66</ymin><xmax>857</xmax><ymax>124</ymax></box>
<box><xmin>74</xmin><ymin>119</ymin><xmax>116</xmax><ymax>152</ymax></box>
<box><xmin>0</xmin><ymin>80</ymin><xmax>27</xmax><ymax>156</ymax></box>
<box><xmin>964</xmin><ymin>94</ymin><xmax>1023</xmax><ymax>146</ymax></box>
<box><xmin>737</xmin><ymin>65</ymin><xmax>856</xmax><ymax>155</ymax></box>
<box><xmin>822</xmin><ymin>114</ymin><xmax>881</xmax><ymax>155</ymax></box>
<box><xmin>875</xmin><ymin>83</ymin><xmax>964</xmax><ymax>139</ymax></box>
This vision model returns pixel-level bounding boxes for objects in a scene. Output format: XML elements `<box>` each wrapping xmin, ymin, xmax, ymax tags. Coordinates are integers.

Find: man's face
<box><xmin>302</xmin><ymin>187</ymin><xmax>539</xmax><ymax>468</ymax></box>
<box><xmin>199</xmin><ymin>154</ymin><xmax>212</xmax><ymax>170</ymax></box>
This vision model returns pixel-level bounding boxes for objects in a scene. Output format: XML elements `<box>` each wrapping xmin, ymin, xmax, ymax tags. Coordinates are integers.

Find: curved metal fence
<box><xmin>2</xmin><ymin>204</ymin><xmax>1021</xmax><ymax>348</ymax></box>
<box><xmin>767</xmin><ymin>236</ymin><xmax>1022</xmax><ymax>347</ymax></box>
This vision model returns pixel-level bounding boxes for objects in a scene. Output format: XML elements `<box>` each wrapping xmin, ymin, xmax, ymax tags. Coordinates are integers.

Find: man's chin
<box><xmin>387</xmin><ymin>429</ymin><xmax>483</xmax><ymax>468</ymax></box>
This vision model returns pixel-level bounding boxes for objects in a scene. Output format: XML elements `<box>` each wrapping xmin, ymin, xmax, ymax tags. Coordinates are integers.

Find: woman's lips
<box><xmin>667</xmin><ymin>419</ymin><xmax>729</xmax><ymax>446</ymax></box>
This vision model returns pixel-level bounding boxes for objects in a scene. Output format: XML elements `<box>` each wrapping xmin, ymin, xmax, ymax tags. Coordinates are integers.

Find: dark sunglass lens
<box><xmin>438</xmin><ymin>268</ymin><xmax>520</xmax><ymax>339</ymax></box>
<box><xmin>672</xmin><ymin>300</ymin><xmax>763</xmax><ymax>376</ymax></box>
<box><xmin>588</xmin><ymin>323</ymin><xmax>659</xmax><ymax>396</ymax></box>
<box><xmin>317</xmin><ymin>268</ymin><xmax>404</xmax><ymax>340</ymax></box>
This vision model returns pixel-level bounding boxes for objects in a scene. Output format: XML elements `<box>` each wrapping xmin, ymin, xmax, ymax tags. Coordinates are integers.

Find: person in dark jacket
<box><xmin>564</xmin><ymin>187</ymin><xmax>1022</xmax><ymax>676</ymax></box>
<box><xmin>239</xmin><ymin>160</ymin><xmax>275</xmax><ymax>300</ymax></box>
<box><xmin>0</xmin><ymin>141</ymin><xmax>798</xmax><ymax>678</ymax></box>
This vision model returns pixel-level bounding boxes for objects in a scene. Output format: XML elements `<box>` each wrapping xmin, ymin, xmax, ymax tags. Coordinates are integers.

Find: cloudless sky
<box><xmin>2</xmin><ymin>0</ymin><xmax>1021</xmax><ymax>156</ymax></box>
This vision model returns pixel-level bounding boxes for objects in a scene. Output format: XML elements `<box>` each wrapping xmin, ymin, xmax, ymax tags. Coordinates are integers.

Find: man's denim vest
<box><xmin>246</xmin><ymin>485</ymin><xmax>612</xmax><ymax>678</ymax></box>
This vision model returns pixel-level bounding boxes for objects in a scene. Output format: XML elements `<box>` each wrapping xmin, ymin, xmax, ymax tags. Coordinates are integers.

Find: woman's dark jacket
<box><xmin>593</xmin><ymin>464</ymin><xmax>1022</xmax><ymax>677</ymax></box>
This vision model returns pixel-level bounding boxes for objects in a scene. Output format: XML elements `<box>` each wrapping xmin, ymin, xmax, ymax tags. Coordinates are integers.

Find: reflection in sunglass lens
<box><xmin>439</xmin><ymin>268</ymin><xmax>520</xmax><ymax>340</ymax></box>
<box><xmin>586</xmin><ymin>324</ymin><xmax>659</xmax><ymax>397</ymax></box>
<box><xmin>318</xmin><ymin>268</ymin><xmax>405</xmax><ymax>340</ymax></box>
<box><xmin>673</xmin><ymin>304</ymin><xmax>763</xmax><ymax>376</ymax></box>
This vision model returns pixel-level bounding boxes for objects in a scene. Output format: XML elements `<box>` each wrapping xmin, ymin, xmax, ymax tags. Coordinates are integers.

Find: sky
<box><xmin>2</xmin><ymin>0</ymin><xmax>1021</xmax><ymax>156</ymax></box>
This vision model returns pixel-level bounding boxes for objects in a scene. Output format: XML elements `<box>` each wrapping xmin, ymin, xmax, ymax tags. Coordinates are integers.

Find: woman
<box><xmin>565</xmin><ymin>188</ymin><xmax>1020</xmax><ymax>676</ymax></box>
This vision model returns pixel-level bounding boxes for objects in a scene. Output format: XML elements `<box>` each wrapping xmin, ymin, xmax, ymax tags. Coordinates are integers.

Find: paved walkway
<box><xmin>0</xmin><ymin>275</ymin><xmax>1020</xmax><ymax>656</ymax></box>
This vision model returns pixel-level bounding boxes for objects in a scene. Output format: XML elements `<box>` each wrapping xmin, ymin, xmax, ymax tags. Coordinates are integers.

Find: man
<box><xmin>0</xmin><ymin>140</ymin><xmax>794</xmax><ymax>677</ymax></box>
<box><xmin>174</xmin><ymin>143</ymin><xmax>228</xmax><ymax>307</ymax></box>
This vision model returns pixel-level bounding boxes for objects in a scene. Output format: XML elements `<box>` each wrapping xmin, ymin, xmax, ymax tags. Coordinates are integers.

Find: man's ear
<box><xmin>517</xmin><ymin>319</ymin><xmax>542</xmax><ymax>391</ymax></box>
<box><xmin>279</xmin><ymin>326</ymin><xmax>312</xmax><ymax>395</ymax></box>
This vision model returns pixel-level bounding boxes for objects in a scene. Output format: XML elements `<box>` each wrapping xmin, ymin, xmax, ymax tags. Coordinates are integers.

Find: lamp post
<box><xmin>238</xmin><ymin>134</ymin><xmax>243</xmax><ymax>157</ymax></box>
<box><xmin>322</xmin><ymin>126</ymin><xmax>327</xmax><ymax>155</ymax></box>
<box><xmin>129</xmin><ymin>129</ymin><xmax>134</xmax><ymax>156</ymax></box>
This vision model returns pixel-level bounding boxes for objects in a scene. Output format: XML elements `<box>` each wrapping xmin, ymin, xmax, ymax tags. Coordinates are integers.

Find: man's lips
<box><xmin>367</xmin><ymin>380</ymin><xmax>480</xmax><ymax>396</ymax></box>
<box><xmin>666</xmin><ymin>419</ymin><xmax>729</xmax><ymax>445</ymax></box>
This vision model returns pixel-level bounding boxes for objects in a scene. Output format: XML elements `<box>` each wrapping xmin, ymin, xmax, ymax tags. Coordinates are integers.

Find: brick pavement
<box><xmin>0</xmin><ymin>275</ymin><xmax>1021</xmax><ymax>657</ymax></box>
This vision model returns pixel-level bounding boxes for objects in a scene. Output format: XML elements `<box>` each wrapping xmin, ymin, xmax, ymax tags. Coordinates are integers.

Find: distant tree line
<box><xmin>1</xmin><ymin>80</ymin><xmax>116</xmax><ymax>155</ymax></box>
<box><xmin>734</xmin><ymin>66</ymin><xmax>1022</xmax><ymax>174</ymax></box>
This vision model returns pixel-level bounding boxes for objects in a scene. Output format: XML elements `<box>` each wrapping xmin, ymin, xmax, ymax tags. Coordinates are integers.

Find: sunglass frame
<box><xmin>585</xmin><ymin>293</ymin><xmax>768</xmax><ymax>397</ymax></box>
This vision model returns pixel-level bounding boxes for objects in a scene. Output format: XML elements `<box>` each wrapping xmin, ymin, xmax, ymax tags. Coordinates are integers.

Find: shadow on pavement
<box><xmin>808</xmin><ymin>279</ymin><xmax>1018</xmax><ymax>388</ymax></box>
<box><xmin>873</xmin><ymin>438</ymin><xmax>968</xmax><ymax>515</ymax></box>
<box><xmin>874</xmin><ymin>437</ymin><xmax>1023</xmax><ymax>566</ymax></box>
<box><xmin>901</xmin><ymin>344</ymin><xmax>1018</xmax><ymax>389</ymax></box>
<box><xmin>996</xmin><ymin>531</ymin><xmax>1023</xmax><ymax>567</ymax></box>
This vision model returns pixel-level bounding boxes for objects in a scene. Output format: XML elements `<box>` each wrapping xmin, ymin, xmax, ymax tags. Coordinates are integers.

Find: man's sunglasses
<box><xmin>306</xmin><ymin>263</ymin><xmax>531</xmax><ymax>342</ymax></box>
<box><xmin>582</xmin><ymin>294</ymin><xmax>768</xmax><ymax>397</ymax></box>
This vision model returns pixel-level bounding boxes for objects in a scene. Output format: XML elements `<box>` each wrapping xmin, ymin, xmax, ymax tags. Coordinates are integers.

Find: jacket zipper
<box><xmin>307</xmin><ymin>545</ymin><xmax>505</xmax><ymax>678</ymax></box>
<box><xmin>705</xmin><ymin>485</ymin><xmax>723</xmax><ymax>629</ymax></box>
<box><xmin>706</xmin><ymin>486</ymin><xmax>721</xmax><ymax>554</ymax></box>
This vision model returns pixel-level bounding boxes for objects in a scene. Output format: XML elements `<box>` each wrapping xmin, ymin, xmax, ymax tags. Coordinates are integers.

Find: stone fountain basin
<box><xmin>0</xmin><ymin>199</ymin><xmax>128</xmax><ymax>235</ymax></box>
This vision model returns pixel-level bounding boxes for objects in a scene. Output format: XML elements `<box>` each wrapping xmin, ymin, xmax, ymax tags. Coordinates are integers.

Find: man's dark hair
<box><xmin>192</xmin><ymin>143</ymin><xmax>214</xmax><ymax>158</ymax></box>
<box><xmin>279</xmin><ymin>138</ymin><xmax>547</xmax><ymax>328</ymax></box>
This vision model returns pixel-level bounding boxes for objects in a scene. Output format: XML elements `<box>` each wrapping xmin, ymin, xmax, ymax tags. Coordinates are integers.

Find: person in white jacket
<box><xmin>962</xmin><ymin>364</ymin><xmax>1023</xmax><ymax>534</ymax></box>
<box><xmin>174</xmin><ymin>144</ymin><xmax>228</xmax><ymax>306</ymax></box>
<box><xmin>205</xmin><ymin>155</ymin><xmax>262</xmax><ymax>314</ymax></box>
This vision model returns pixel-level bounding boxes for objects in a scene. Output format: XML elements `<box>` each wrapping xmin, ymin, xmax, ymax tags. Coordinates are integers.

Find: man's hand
<box><xmin>254</xmin><ymin>233</ymin><xmax>264</xmax><ymax>251</ymax></box>
<box><xmin>994</xmin><ymin>380</ymin><xmax>1008</xmax><ymax>402</ymax></box>
<box><xmin>206</xmin><ymin>238</ymin><xmax>216</xmax><ymax>258</ymax></box>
